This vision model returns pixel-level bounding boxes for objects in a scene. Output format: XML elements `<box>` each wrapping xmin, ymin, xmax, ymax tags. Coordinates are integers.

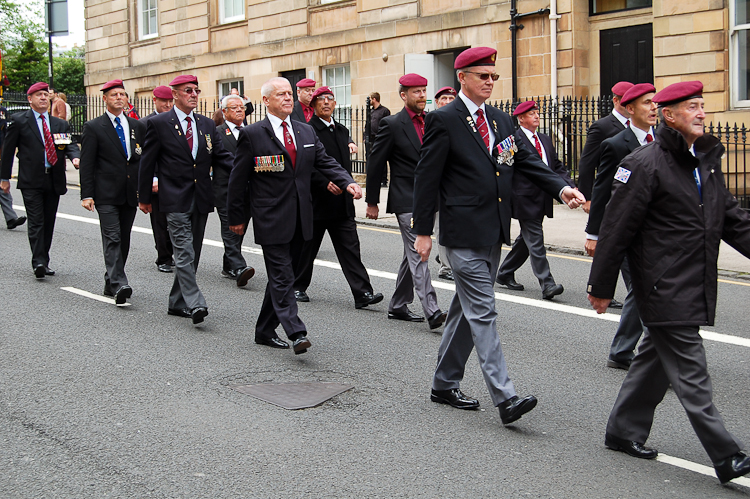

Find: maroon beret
<box><xmin>27</xmin><ymin>82</ymin><xmax>49</xmax><ymax>95</ymax></box>
<box><xmin>296</xmin><ymin>78</ymin><xmax>316</xmax><ymax>88</ymax></box>
<box><xmin>101</xmin><ymin>79</ymin><xmax>125</xmax><ymax>93</ymax></box>
<box><xmin>153</xmin><ymin>85</ymin><xmax>173</xmax><ymax>99</ymax></box>
<box><xmin>513</xmin><ymin>100</ymin><xmax>538</xmax><ymax>116</ymax></box>
<box><xmin>311</xmin><ymin>86</ymin><xmax>334</xmax><ymax>103</ymax></box>
<box><xmin>652</xmin><ymin>81</ymin><xmax>703</xmax><ymax>107</ymax></box>
<box><xmin>435</xmin><ymin>86</ymin><xmax>457</xmax><ymax>99</ymax></box>
<box><xmin>399</xmin><ymin>73</ymin><xmax>428</xmax><ymax>87</ymax></box>
<box><xmin>454</xmin><ymin>47</ymin><xmax>497</xmax><ymax>69</ymax></box>
<box><xmin>611</xmin><ymin>81</ymin><xmax>634</xmax><ymax>97</ymax></box>
<box><xmin>621</xmin><ymin>83</ymin><xmax>656</xmax><ymax>106</ymax></box>
<box><xmin>169</xmin><ymin>75</ymin><xmax>199</xmax><ymax>87</ymax></box>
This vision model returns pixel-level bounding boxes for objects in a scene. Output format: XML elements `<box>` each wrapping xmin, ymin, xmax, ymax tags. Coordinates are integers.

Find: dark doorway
<box><xmin>281</xmin><ymin>69</ymin><xmax>307</xmax><ymax>101</ymax></box>
<box><xmin>600</xmin><ymin>24</ymin><xmax>653</xmax><ymax>94</ymax></box>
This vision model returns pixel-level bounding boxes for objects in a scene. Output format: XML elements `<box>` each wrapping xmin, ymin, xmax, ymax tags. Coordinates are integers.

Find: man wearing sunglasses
<box><xmin>412</xmin><ymin>46</ymin><xmax>585</xmax><ymax>426</ymax></box>
<box><xmin>138</xmin><ymin>75</ymin><xmax>234</xmax><ymax>326</ymax></box>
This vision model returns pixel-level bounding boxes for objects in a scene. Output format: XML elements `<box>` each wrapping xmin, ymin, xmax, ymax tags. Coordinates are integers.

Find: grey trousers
<box><xmin>166</xmin><ymin>202</ymin><xmax>208</xmax><ymax>311</ymax></box>
<box><xmin>96</xmin><ymin>204</ymin><xmax>137</xmax><ymax>293</ymax></box>
<box><xmin>390</xmin><ymin>212</ymin><xmax>439</xmax><ymax>317</ymax></box>
<box><xmin>0</xmin><ymin>190</ymin><xmax>20</xmax><ymax>223</ymax></box>
<box><xmin>497</xmin><ymin>218</ymin><xmax>554</xmax><ymax>289</ymax></box>
<box><xmin>433</xmin><ymin>243</ymin><xmax>516</xmax><ymax>406</ymax></box>
<box><xmin>607</xmin><ymin>325</ymin><xmax>743</xmax><ymax>463</ymax></box>
<box><xmin>609</xmin><ymin>257</ymin><xmax>645</xmax><ymax>363</ymax></box>
<box><xmin>433</xmin><ymin>212</ymin><xmax>451</xmax><ymax>274</ymax></box>
<box><xmin>215</xmin><ymin>204</ymin><xmax>247</xmax><ymax>272</ymax></box>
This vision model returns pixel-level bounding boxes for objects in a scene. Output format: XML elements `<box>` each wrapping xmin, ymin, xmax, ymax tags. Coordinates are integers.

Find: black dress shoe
<box><xmin>542</xmin><ymin>284</ymin><xmax>564</xmax><ymax>300</ymax></box>
<box><xmin>7</xmin><ymin>216</ymin><xmax>26</xmax><ymax>230</ymax></box>
<box><xmin>496</xmin><ymin>275</ymin><xmax>524</xmax><ymax>291</ymax></box>
<box><xmin>34</xmin><ymin>265</ymin><xmax>46</xmax><ymax>279</ymax></box>
<box><xmin>167</xmin><ymin>307</ymin><xmax>192</xmax><ymax>318</ymax></box>
<box><xmin>428</xmin><ymin>310</ymin><xmax>447</xmax><ymax>330</ymax></box>
<box><xmin>431</xmin><ymin>388</ymin><xmax>480</xmax><ymax>409</ymax></box>
<box><xmin>103</xmin><ymin>286</ymin><xmax>114</xmax><ymax>297</ymax></box>
<box><xmin>388</xmin><ymin>308</ymin><xmax>425</xmax><ymax>322</ymax></box>
<box><xmin>255</xmin><ymin>337</ymin><xmax>290</xmax><ymax>349</ymax></box>
<box><xmin>295</xmin><ymin>290</ymin><xmax>310</xmax><ymax>302</ymax></box>
<box><xmin>355</xmin><ymin>291</ymin><xmax>384</xmax><ymax>309</ymax></box>
<box><xmin>608</xmin><ymin>298</ymin><xmax>624</xmax><ymax>309</ymax></box>
<box><xmin>221</xmin><ymin>268</ymin><xmax>238</xmax><ymax>279</ymax></box>
<box><xmin>236</xmin><ymin>266</ymin><xmax>255</xmax><ymax>287</ymax></box>
<box><xmin>499</xmin><ymin>395</ymin><xmax>538</xmax><ymax>425</ymax></box>
<box><xmin>44</xmin><ymin>266</ymin><xmax>55</xmax><ymax>276</ymax></box>
<box><xmin>604</xmin><ymin>432</ymin><xmax>658</xmax><ymax>459</ymax></box>
<box><xmin>293</xmin><ymin>336</ymin><xmax>311</xmax><ymax>355</ymax></box>
<box><xmin>114</xmin><ymin>285</ymin><xmax>132</xmax><ymax>305</ymax></box>
<box><xmin>715</xmin><ymin>451</ymin><xmax>750</xmax><ymax>484</ymax></box>
<box><xmin>438</xmin><ymin>270</ymin><xmax>454</xmax><ymax>281</ymax></box>
<box><xmin>158</xmin><ymin>263</ymin><xmax>174</xmax><ymax>273</ymax></box>
<box><xmin>191</xmin><ymin>307</ymin><xmax>208</xmax><ymax>325</ymax></box>
<box><xmin>606</xmin><ymin>358</ymin><xmax>631</xmax><ymax>370</ymax></box>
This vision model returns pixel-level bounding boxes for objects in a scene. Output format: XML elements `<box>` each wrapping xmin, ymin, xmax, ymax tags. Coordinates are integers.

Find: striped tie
<box><xmin>476</xmin><ymin>109</ymin><xmax>489</xmax><ymax>150</ymax></box>
<box><xmin>41</xmin><ymin>115</ymin><xmax>57</xmax><ymax>165</ymax></box>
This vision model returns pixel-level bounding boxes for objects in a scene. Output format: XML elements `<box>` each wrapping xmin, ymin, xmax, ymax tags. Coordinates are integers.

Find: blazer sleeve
<box><xmin>577</xmin><ymin>121</ymin><xmax>605</xmax><ymax>199</ymax></box>
<box><xmin>79</xmin><ymin>121</ymin><xmax>97</xmax><ymax>200</ymax></box>
<box><xmin>227</xmin><ymin>128</ymin><xmax>254</xmax><ymax>227</ymax></box>
<box><xmin>310</xmin><ymin>132</ymin><xmax>354</xmax><ymax>190</ymax></box>
<box><xmin>138</xmin><ymin>117</ymin><xmax>160</xmax><ymax>205</ymax></box>
<box><xmin>513</xmin><ymin>136</ymin><xmax>568</xmax><ymax>202</ymax></box>
<box><xmin>412</xmin><ymin>110</ymin><xmax>450</xmax><ymax>235</ymax></box>
<box><xmin>586</xmin><ymin>138</ymin><xmax>621</xmax><ymax>236</ymax></box>
<box><xmin>365</xmin><ymin>117</ymin><xmax>394</xmax><ymax>205</ymax></box>
<box><xmin>0</xmin><ymin>115</ymin><xmax>20</xmax><ymax>179</ymax></box>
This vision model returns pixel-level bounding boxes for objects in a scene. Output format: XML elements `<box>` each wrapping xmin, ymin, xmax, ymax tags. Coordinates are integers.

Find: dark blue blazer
<box><xmin>577</xmin><ymin>113</ymin><xmax>626</xmax><ymax>199</ymax></box>
<box><xmin>226</xmin><ymin>116</ymin><xmax>354</xmax><ymax>246</ymax></box>
<box><xmin>138</xmin><ymin>108</ymin><xmax>233</xmax><ymax>213</ymax></box>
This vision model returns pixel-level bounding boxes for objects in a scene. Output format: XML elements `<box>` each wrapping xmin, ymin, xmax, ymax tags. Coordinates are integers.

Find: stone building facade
<box><xmin>84</xmin><ymin>0</ymin><xmax>746</xmax><ymax>124</ymax></box>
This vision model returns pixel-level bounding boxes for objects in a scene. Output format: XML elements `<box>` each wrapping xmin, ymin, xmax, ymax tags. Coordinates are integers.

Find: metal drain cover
<box><xmin>231</xmin><ymin>382</ymin><xmax>354</xmax><ymax>410</ymax></box>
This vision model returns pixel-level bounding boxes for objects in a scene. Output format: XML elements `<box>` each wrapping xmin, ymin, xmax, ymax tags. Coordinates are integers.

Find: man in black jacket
<box><xmin>80</xmin><ymin>79</ymin><xmax>146</xmax><ymax>305</ymax></box>
<box><xmin>588</xmin><ymin>81</ymin><xmax>750</xmax><ymax>485</ymax></box>
<box><xmin>495</xmin><ymin>100</ymin><xmax>574</xmax><ymax>299</ymax></box>
<box><xmin>1</xmin><ymin>82</ymin><xmax>80</xmax><ymax>278</ymax></box>
<box><xmin>292</xmin><ymin>86</ymin><xmax>383</xmax><ymax>309</ymax></box>
<box><xmin>0</xmin><ymin>102</ymin><xmax>27</xmax><ymax>230</ymax></box>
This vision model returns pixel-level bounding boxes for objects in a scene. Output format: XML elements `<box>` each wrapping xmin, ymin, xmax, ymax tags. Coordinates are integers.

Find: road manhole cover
<box><xmin>231</xmin><ymin>382</ymin><xmax>354</xmax><ymax>410</ymax></box>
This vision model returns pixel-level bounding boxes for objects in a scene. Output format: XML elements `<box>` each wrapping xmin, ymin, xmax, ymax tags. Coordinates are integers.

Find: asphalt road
<box><xmin>1</xmin><ymin>180</ymin><xmax>750</xmax><ymax>498</ymax></box>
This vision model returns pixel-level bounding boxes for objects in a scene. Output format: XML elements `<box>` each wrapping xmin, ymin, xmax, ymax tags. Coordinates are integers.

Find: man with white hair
<box><xmin>227</xmin><ymin>77</ymin><xmax>362</xmax><ymax>355</ymax></box>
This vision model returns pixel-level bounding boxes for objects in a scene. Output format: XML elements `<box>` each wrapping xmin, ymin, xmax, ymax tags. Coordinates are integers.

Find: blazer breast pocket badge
<box><xmin>496</xmin><ymin>135</ymin><xmax>517</xmax><ymax>166</ymax></box>
<box><xmin>206</xmin><ymin>134</ymin><xmax>213</xmax><ymax>154</ymax></box>
<box><xmin>255</xmin><ymin>155</ymin><xmax>285</xmax><ymax>172</ymax></box>
<box><xmin>135</xmin><ymin>143</ymin><xmax>142</xmax><ymax>156</ymax></box>
<box><xmin>54</xmin><ymin>133</ymin><xmax>72</xmax><ymax>149</ymax></box>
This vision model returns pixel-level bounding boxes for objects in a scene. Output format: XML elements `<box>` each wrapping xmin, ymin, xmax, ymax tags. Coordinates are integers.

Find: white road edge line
<box><xmin>61</xmin><ymin>286</ymin><xmax>131</xmax><ymax>307</ymax></box>
<box><xmin>22</xmin><ymin>206</ymin><xmax>750</xmax><ymax>348</ymax></box>
<box><xmin>657</xmin><ymin>454</ymin><xmax>750</xmax><ymax>487</ymax></box>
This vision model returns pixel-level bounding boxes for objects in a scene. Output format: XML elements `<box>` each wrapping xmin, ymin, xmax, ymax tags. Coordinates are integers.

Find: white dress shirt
<box><xmin>173</xmin><ymin>106</ymin><xmax>198</xmax><ymax>159</ymax></box>
<box><xmin>105</xmin><ymin>109</ymin><xmax>131</xmax><ymax>160</ymax></box>
<box><xmin>266</xmin><ymin>112</ymin><xmax>297</xmax><ymax>149</ymax></box>
<box><xmin>520</xmin><ymin>126</ymin><xmax>547</xmax><ymax>166</ymax></box>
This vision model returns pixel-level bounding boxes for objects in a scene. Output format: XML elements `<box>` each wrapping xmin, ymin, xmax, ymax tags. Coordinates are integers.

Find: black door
<box><xmin>281</xmin><ymin>69</ymin><xmax>306</xmax><ymax>102</ymax></box>
<box><xmin>600</xmin><ymin>24</ymin><xmax>653</xmax><ymax>94</ymax></box>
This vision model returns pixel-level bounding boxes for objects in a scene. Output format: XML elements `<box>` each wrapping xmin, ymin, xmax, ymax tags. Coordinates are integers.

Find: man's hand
<box><xmin>230</xmin><ymin>224</ymin><xmax>246</xmax><ymax>235</ymax></box>
<box><xmin>71</xmin><ymin>158</ymin><xmax>80</xmax><ymax>169</ymax></box>
<box><xmin>0</xmin><ymin>180</ymin><xmax>9</xmax><ymax>194</ymax></box>
<box><xmin>139</xmin><ymin>202</ymin><xmax>152</xmax><ymax>214</ymax></box>
<box><xmin>348</xmin><ymin>143</ymin><xmax>358</xmax><ymax>154</ymax></box>
<box><xmin>584</xmin><ymin>239</ymin><xmax>596</xmax><ymax>257</ymax></box>
<box><xmin>415</xmin><ymin>234</ymin><xmax>432</xmax><ymax>262</ymax></box>
<box><xmin>346</xmin><ymin>183</ymin><xmax>362</xmax><ymax>199</ymax></box>
<box><xmin>561</xmin><ymin>187</ymin><xmax>585</xmax><ymax>209</ymax></box>
<box><xmin>327</xmin><ymin>182</ymin><xmax>343</xmax><ymax>195</ymax></box>
<box><xmin>152</xmin><ymin>180</ymin><xmax>159</xmax><ymax>193</ymax></box>
<box><xmin>582</xmin><ymin>200</ymin><xmax>591</xmax><ymax>214</ymax></box>
<box><xmin>366</xmin><ymin>204</ymin><xmax>379</xmax><ymax>220</ymax></box>
<box><xmin>81</xmin><ymin>199</ymin><xmax>95</xmax><ymax>212</ymax></box>
<box><xmin>588</xmin><ymin>294</ymin><xmax>611</xmax><ymax>314</ymax></box>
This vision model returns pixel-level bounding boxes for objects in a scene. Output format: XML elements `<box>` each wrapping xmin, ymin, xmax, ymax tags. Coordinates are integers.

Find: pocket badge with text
<box><xmin>254</xmin><ymin>155</ymin><xmax>285</xmax><ymax>173</ymax></box>
<box><xmin>496</xmin><ymin>135</ymin><xmax>517</xmax><ymax>166</ymax></box>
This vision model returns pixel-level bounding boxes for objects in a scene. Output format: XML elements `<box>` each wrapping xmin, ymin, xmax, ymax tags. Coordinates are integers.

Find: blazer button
<box><xmin>498</xmin><ymin>197</ymin><xmax>502</xmax><ymax>202</ymax></box>
<box><xmin>194</xmin><ymin>179</ymin><xmax>197</xmax><ymax>183</ymax></box>
<box><xmin>496</xmin><ymin>172</ymin><xmax>499</xmax><ymax>176</ymax></box>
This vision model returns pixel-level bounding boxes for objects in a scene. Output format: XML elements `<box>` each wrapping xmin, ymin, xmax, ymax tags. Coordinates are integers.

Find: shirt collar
<box><xmin>317</xmin><ymin>115</ymin><xmax>334</xmax><ymax>127</ymax></box>
<box><xmin>405</xmin><ymin>107</ymin><xmax>424</xmax><ymax>121</ymax></box>
<box><xmin>612</xmin><ymin>108</ymin><xmax>629</xmax><ymax>127</ymax></box>
<box><xmin>458</xmin><ymin>90</ymin><xmax>485</xmax><ymax>118</ymax></box>
<box><xmin>32</xmin><ymin>109</ymin><xmax>50</xmax><ymax>122</ymax></box>
<box><xmin>520</xmin><ymin>125</ymin><xmax>539</xmax><ymax>141</ymax></box>
<box><xmin>105</xmin><ymin>109</ymin><xmax>126</xmax><ymax>124</ymax></box>
<box><xmin>629</xmin><ymin>124</ymin><xmax>654</xmax><ymax>146</ymax></box>
<box><xmin>226</xmin><ymin>120</ymin><xmax>241</xmax><ymax>130</ymax></box>
<box><xmin>267</xmin><ymin>112</ymin><xmax>291</xmax><ymax>130</ymax></box>
<box><xmin>173</xmin><ymin>106</ymin><xmax>194</xmax><ymax>122</ymax></box>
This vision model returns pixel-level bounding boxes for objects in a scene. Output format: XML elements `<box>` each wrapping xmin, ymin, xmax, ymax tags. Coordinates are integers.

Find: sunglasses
<box><xmin>182</xmin><ymin>87</ymin><xmax>202</xmax><ymax>95</ymax></box>
<box><xmin>464</xmin><ymin>71</ymin><xmax>500</xmax><ymax>81</ymax></box>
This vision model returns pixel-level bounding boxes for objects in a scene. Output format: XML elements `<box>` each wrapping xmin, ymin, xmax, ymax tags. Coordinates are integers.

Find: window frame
<box><xmin>589</xmin><ymin>0</ymin><xmax>651</xmax><ymax>16</ymax></box>
<box><xmin>218</xmin><ymin>79</ymin><xmax>245</xmax><ymax>100</ymax></box>
<box><xmin>323</xmin><ymin>64</ymin><xmax>352</xmax><ymax>129</ymax></box>
<box><xmin>138</xmin><ymin>0</ymin><xmax>159</xmax><ymax>40</ymax></box>
<box><xmin>219</xmin><ymin>0</ymin><xmax>245</xmax><ymax>24</ymax></box>
<box><xmin>730</xmin><ymin>0</ymin><xmax>750</xmax><ymax>108</ymax></box>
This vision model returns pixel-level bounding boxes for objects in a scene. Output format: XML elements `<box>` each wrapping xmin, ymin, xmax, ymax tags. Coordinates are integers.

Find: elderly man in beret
<box><xmin>413</xmin><ymin>46</ymin><xmax>584</xmax><ymax>426</ymax></box>
<box><xmin>366</xmin><ymin>73</ymin><xmax>447</xmax><ymax>331</ymax></box>
<box><xmin>495</xmin><ymin>100</ymin><xmax>574</xmax><ymax>300</ymax></box>
<box><xmin>138</xmin><ymin>75</ymin><xmax>234</xmax><ymax>325</ymax></box>
<box><xmin>79</xmin><ymin>80</ymin><xmax>147</xmax><ymax>305</ymax></box>
<box><xmin>1</xmin><ymin>82</ymin><xmax>80</xmax><ymax>278</ymax></box>
<box><xmin>588</xmin><ymin>80</ymin><xmax>750</xmax><ymax>485</ymax></box>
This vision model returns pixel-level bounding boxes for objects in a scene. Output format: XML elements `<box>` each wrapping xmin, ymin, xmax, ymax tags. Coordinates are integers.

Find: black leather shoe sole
<box><xmin>7</xmin><ymin>216</ymin><xmax>26</xmax><ymax>230</ymax></box>
<box><xmin>542</xmin><ymin>284</ymin><xmax>564</xmax><ymax>300</ymax></box>
<box><xmin>500</xmin><ymin>396</ymin><xmax>538</xmax><ymax>425</ymax></box>
<box><xmin>388</xmin><ymin>310</ymin><xmax>425</xmax><ymax>322</ymax></box>
<box><xmin>606</xmin><ymin>358</ymin><xmax>631</xmax><ymax>370</ymax></box>
<box><xmin>168</xmin><ymin>308</ymin><xmax>191</xmax><ymax>318</ymax></box>
<box><xmin>236</xmin><ymin>267</ymin><xmax>255</xmax><ymax>287</ymax></box>
<box><xmin>608</xmin><ymin>299</ymin><xmax>624</xmax><ymax>309</ymax></box>
<box><xmin>44</xmin><ymin>267</ymin><xmax>55</xmax><ymax>276</ymax></box>
<box><xmin>192</xmin><ymin>307</ymin><xmax>208</xmax><ymax>325</ymax></box>
<box><xmin>605</xmin><ymin>433</ymin><xmax>658</xmax><ymax>459</ymax></box>
<box><xmin>295</xmin><ymin>290</ymin><xmax>310</xmax><ymax>302</ymax></box>
<box><xmin>293</xmin><ymin>337</ymin><xmax>311</xmax><ymax>355</ymax></box>
<box><xmin>115</xmin><ymin>286</ymin><xmax>132</xmax><ymax>305</ymax></box>
<box><xmin>158</xmin><ymin>264</ymin><xmax>174</xmax><ymax>273</ymax></box>
<box><xmin>255</xmin><ymin>337</ymin><xmax>290</xmax><ymax>349</ymax></box>
<box><xmin>355</xmin><ymin>292</ymin><xmax>384</xmax><ymax>309</ymax></box>
<box><xmin>428</xmin><ymin>311</ymin><xmax>447</xmax><ymax>330</ymax></box>
<box><xmin>496</xmin><ymin>277</ymin><xmax>524</xmax><ymax>291</ymax></box>
<box><xmin>34</xmin><ymin>266</ymin><xmax>46</xmax><ymax>279</ymax></box>
<box><xmin>430</xmin><ymin>392</ymin><xmax>480</xmax><ymax>410</ymax></box>
<box><xmin>715</xmin><ymin>452</ymin><xmax>750</xmax><ymax>484</ymax></box>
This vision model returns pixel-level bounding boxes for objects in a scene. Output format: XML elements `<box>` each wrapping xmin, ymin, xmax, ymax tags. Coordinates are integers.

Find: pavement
<box><xmin>56</xmin><ymin>161</ymin><xmax>750</xmax><ymax>276</ymax></box>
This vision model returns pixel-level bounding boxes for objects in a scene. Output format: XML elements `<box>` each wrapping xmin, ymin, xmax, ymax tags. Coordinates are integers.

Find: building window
<box><xmin>139</xmin><ymin>0</ymin><xmax>158</xmax><ymax>39</ymax></box>
<box><xmin>590</xmin><ymin>0</ymin><xmax>650</xmax><ymax>15</ymax></box>
<box><xmin>220</xmin><ymin>0</ymin><xmax>245</xmax><ymax>23</ymax></box>
<box><xmin>731</xmin><ymin>0</ymin><xmax>750</xmax><ymax>107</ymax></box>
<box><xmin>323</xmin><ymin>64</ymin><xmax>351</xmax><ymax>107</ymax></box>
<box><xmin>218</xmin><ymin>79</ymin><xmax>244</xmax><ymax>99</ymax></box>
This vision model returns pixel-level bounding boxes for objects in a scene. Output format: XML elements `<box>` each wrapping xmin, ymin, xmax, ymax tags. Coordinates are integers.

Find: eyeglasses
<box><xmin>182</xmin><ymin>87</ymin><xmax>202</xmax><ymax>95</ymax></box>
<box><xmin>226</xmin><ymin>106</ymin><xmax>244</xmax><ymax>111</ymax></box>
<box><xmin>463</xmin><ymin>71</ymin><xmax>500</xmax><ymax>81</ymax></box>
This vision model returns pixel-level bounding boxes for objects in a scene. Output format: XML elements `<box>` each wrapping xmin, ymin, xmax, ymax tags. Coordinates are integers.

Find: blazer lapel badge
<box><xmin>465</xmin><ymin>115</ymin><xmax>477</xmax><ymax>133</ymax></box>
<box><xmin>496</xmin><ymin>135</ymin><xmax>517</xmax><ymax>166</ymax></box>
<box><xmin>131</xmin><ymin>129</ymin><xmax>142</xmax><ymax>156</ymax></box>
<box><xmin>206</xmin><ymin>133</ymin><xmax>213</xmax><ymax>154</ymax></box>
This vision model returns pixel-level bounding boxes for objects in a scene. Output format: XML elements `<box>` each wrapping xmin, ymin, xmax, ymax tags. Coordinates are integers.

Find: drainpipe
<box><xmin>550</xmin><ymin>0</ymin><xmax>560</xmax><ymax>99</ymax></box>
<box><xmin>510</xmin><ymin>4</ymin><xmax>551</xmax><ymax>103</ymax></box>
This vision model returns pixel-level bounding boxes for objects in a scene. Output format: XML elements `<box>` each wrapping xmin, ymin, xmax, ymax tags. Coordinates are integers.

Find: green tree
<box><xmin>54</xmin><ymin>46</ymin><xmax>85</xmax><ymax>95</ymax></box>
<box><xmin>1</xmin><ymin>0</ymin><xmax>46</xmax><ymax>92</ymax></box>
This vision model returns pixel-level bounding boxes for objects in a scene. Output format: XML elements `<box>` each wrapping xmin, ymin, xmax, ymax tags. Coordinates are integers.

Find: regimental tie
<box><xmin>475</xmin><ymin>108</ymin><xmax>490</xmax><ymax>149</ymax></box>
<box><xmin>534</xmin><ymin>134</ymin><xmax>543</xmax><ymax>158</ymax></box>
<box><xmin>414</xmin><ymin>114</ymin><xmax>425</xmax><ymax>144</ymax></box>
<box><xmin>625</xmin><ymin>119</ymin><xmax>630</xmax><ymax>128</ymax></box>
<box><xmin>281</xmin><ymin>121</ymin><xmax>296</xmax><ymax>168</ymax></box>
<box><xmin>185</xmin><ymin>116</ymin><xmax>193</xmax><ymax>151</ymax></box>
<box><xmin>646</xmin><ymin>133</ymin><xmax>654</xmax><ymax>143</ymax></box>
<box><xmin>114</xmin><ymin>117</ymin><xmax>128</xmax><ymax>156</ymax></box>
<box><xmin>41</xmin><ymin>115</ymin><xmax>57</xmax><ymax>165</ymax></box>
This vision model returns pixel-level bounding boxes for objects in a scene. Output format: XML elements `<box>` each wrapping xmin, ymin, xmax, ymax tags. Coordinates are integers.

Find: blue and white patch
<box><xmin>614</xmin><ymin>166</ymin><xmax>631</xmax><ymax>184</ymax></box>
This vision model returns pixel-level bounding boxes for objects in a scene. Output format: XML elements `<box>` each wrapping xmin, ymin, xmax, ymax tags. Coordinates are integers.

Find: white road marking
<box><xmin>657</xmin><ymin>454</ymin><xmax>750</xmax><ymax>487</ymax></box>
<box><xmin>61</xmin><ymin>286</ymin><xmax>131</xmax><ymax>307</ymax></box>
